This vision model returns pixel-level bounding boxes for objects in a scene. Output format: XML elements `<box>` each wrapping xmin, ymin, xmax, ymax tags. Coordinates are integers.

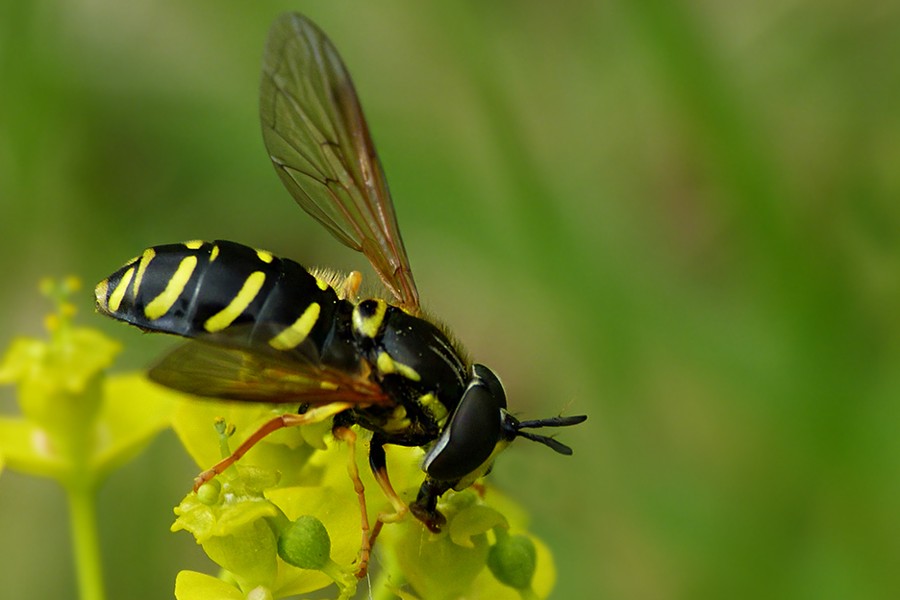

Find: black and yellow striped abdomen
<box><xmin>95</xmin><ymin>240</ymin><xmax>349</xmax><ymax>362</ymax></box>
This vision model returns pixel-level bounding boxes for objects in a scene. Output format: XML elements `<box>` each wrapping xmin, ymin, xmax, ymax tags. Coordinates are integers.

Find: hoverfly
<box><xmin>95</xmin><ymin>12</ymin><xmax>586</xmax><ymax>575</ymax></box>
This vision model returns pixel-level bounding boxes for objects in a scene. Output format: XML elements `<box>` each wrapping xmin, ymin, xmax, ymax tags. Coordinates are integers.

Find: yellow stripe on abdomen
<box><xmin>107</xmin><ymin>267</ymin><xmax>135</xmax><ymax>313</ymax></box>
<box><xmin>203</xmin><ymin>271</ymin><xmax>266</xmax><ymax>332</ymax></box>
<box><xmin>131</xmin><ymin>247</ymin><xmax>156</xmax><ymax>299</ymax></box>
<box><xmin>268</xmin><ymin>302</ymin><xmax>321</xmax><ymax>350</ymax></box>
<box><xmin>144</xmin><ymin>256</ymin><xmax>198</xmax><ymax>320</ymax></box>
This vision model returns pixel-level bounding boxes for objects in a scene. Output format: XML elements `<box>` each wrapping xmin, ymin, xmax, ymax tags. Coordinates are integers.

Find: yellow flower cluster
<box><xmin>0</xmin><ymin>279</ymin><xmax>557</xmax><ymax>599</ymax></box>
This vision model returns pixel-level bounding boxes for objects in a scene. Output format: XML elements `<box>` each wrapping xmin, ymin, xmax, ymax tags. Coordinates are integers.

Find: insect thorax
<box><xmin>347</xmin><ymin>299</ymin><xmax>469</xmax><ymax>445</ymax></box>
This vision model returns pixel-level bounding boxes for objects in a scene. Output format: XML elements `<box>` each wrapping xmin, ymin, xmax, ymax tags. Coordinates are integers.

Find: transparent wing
<box><xmin>149</xmin><ymin>337</ymin><xmax>390</xmax><ymax>406</ymax></box>
<box><xmin>260</xmin><ymin>12</ymin><xmax>420</xmax><ymax>311</ymax></box>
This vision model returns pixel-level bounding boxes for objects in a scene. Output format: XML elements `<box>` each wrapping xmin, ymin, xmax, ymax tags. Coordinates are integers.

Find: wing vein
<box><xmin>260</xmin><ymin>12</ymin><xmax>419</xmax><ymax>310</ymax></box>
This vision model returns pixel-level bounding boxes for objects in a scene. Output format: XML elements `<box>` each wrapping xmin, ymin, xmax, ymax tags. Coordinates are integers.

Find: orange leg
<box><xmin>372</xmin><ymin>465</ymin><xmax>409</xmax><ymax>524</ymax></box>
<box><xmin>333</xmin><ymin>426</ymin><xmax>373</xmax><ymax>579</ymax></box>
<box><xmin>339</xmin><ymin>271</ymin><xmax>362</xmax><ymax>301</ymax></box>
<box><xmin>365</xmin><ymin>469</ymin><xmax>407</xmax><ymax>556</ymax></box>
<box><xmin>192</xmin><ymin>402</ymin><xmax>353</xmax><ymax>491</ymax></box>
<box><xmin>366</xmin><ymin>439</ymin><xmax>409</xmax><ymax>553</ymax></box>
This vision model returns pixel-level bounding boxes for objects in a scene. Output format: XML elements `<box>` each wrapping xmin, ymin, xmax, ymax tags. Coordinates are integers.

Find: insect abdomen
<box><xmin>95</xmin><ymin>240</ymin><xmax>341</xmax><ymax>351</ymax></box>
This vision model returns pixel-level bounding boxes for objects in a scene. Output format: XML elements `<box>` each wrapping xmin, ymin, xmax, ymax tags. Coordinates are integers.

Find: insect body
<box><xmin>95</xmin><ymin>12</ymin><xmax>585</xmax><ymax>567</ymax></box>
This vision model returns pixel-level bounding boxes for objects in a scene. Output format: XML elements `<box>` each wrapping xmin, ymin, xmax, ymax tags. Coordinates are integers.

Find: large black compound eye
<box><xmin>473</xmin><ymin>363</ymin><xmax>506</xmax><ymax>409</ymax></box>
<box><xmin>422</xmin><ymin>378</ymin><xmax>505</xmax><ymax>481</ymax></box>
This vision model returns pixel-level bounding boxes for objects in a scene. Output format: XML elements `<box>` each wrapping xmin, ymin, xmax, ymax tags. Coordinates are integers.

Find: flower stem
<box><xmin>67</xmin><ymin>483</ymin><xmax>106</xmax><ymax>600</ymax></box>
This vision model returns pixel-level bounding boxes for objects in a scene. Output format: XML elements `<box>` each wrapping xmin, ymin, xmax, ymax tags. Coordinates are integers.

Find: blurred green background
<box><xmin>2</xmin><ymin>0</ymin><xmax>899</xmax><ymax>598</ymax></box>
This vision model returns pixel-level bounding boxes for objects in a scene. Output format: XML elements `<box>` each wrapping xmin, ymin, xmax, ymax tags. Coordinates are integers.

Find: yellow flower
<box><xmin>0</xmin><ymin>277</ymin><xmax>176</xmax><ymax>486</ymax></box>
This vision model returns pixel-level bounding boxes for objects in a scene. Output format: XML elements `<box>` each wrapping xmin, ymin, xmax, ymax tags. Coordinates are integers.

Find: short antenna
<box><xmin>506</xmin><ymin>414</ymin><xmax>587</xmax><ymax>455</ymax></box>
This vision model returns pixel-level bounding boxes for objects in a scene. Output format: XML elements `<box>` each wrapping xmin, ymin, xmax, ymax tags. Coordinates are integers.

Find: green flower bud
<box><xmin>277</xmin><ymin>515</ymin><xmax>332</xmax><ymax>570</ymax></box>
<box><xmin>487</xmin><ymin>533</ymin><xmax>537</xmax><ymax>590</ymax></box>
<box><xmin>196</xmin><ymin>479</ymin><xmax>221</xmax><ymax>505</ymax></box>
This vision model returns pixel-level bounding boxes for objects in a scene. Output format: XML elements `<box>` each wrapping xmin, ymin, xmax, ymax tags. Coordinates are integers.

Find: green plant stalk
<box><xmin>67</xmin><ymin>481</ymin><xmax>105</xmax><ymax>600</ymax></box>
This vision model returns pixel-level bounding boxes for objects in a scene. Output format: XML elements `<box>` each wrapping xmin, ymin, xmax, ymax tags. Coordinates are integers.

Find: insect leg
<box><xmin>338</xmin><ymin>271</ymin><xmax>362</xmax><ymax>300</ymax></box>
<box><xmin>333</xmin><ymin>426</ymin><xmax>372</xmax><ymax>579</ymax></box>
<box><xmin>409</xmin><ymin>477</ymin><xmax>452</xmax><ymax>533</ymax></box>
<box><xmin>368</xmin><ymin>435</ymin><xmax>409</xmax><ymax>521</ymax></box>
<box><xmin>192</xmin><ymin>402</ymin><xmax>354</xmax><ymax>491</ymax></box>
<box><xmin>365</xmin><ymin>435</ymin><xmax>409</xmax><ymax>550</ymax></box>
